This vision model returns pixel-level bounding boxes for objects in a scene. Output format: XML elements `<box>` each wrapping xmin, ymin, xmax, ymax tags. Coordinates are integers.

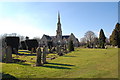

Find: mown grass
<box><xmin>1</xmin><ymin>48</ymin><xmax>118</xmax><ymax>78</ymax></box>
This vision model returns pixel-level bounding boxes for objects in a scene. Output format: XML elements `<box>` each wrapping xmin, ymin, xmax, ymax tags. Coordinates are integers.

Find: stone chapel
<box><xmin>40</xmin><ymin>12</ymin><xmax>79</xmax><ymax>47</ymax></box>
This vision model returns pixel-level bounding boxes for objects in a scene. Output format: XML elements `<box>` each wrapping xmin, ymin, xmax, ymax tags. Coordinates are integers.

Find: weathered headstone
<box><xmin>64</xmin><ymin>45</ymin><xmax>67</xmax><ymax>54</ymax></box>
<box><xmin>56</xmin><ymin>46</ymin><xmax>59</xmax><ymax>53</ymax></box>
<box><xmin>2</xmin><ymin>39</ymin><xmax>7</xmax><ymax>61</ymax></box>
<box><xmin>2</xmin><ymin>47</ymin><xmax>6</xmax><ymax>60</ymax></box>
<box><xmin>36</xmin><ymin>47</ymin><xmax>42</xmax><ymax>66</ymax></box>
<box><xmin>6</xmin><ymin>46</ymin><xmax>12</xmax><ymax>63</ymax></box>
<box><xmin>58</xmin><ymin>45</ymin><xmax>63</xmax><ymax>56</ymax></box>
<box><xmin>43</xmin><ymin>46</ymin><xmax>48</xmax><ymax>64</ymax></box>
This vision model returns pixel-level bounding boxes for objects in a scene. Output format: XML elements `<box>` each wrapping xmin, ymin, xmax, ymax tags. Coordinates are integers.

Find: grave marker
<box><xmin>36</xmin><ymin>47</ymin><xmax>42</xmax><ymax>66</ymax></box>
<box><xmin>43</xmin><ymin>46</ymin><xmax>48</xmax><ymax>64</ymax></box>
<box><xmin>6</xmin><ymin>46</ymin><xmax>12</xmax><ymax>63</ymax></box>
<box><xmin>58</xmin><ymin>45</ymin><xmax>63</xmax><ymax>56</ymax></box>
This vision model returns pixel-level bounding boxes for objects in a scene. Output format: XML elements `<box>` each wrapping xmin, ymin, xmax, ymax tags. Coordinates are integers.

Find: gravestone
<box><xmin>2</xmin><ymin>47</ymin><xmax>6</xmax><ymax>60</ymax></box>
<box><xmin>2</xmin><ymin>38</ymin><xmax>7</xmax><ymax>61</ymax></box>
<box><xmin>56</xmin><ymin>46</ymin><xmax>59</xmax><ymax>53</ymax></box>
<box><xmin>64</xmin><ymin>45</ymin><xmax>67</xmax><ymax>54</ymax></box>
<box><xmin>43</xmin><ymin>46</ymin><xmax>48</xmax><ymax>64</ymax></box>
<box><xmin>36</xmin><ymin>47</ymin><xmax>42</xmax><ymax>66</ymax></box>
<box><xmin>6</xmin><ymin>46</ymin><xmax>12</xmax><ymax>63</ymax></box>
<box><xmin>58</xmin><ymin>45</ymin><xmax>63</xmax><ymax>56</ymax></box>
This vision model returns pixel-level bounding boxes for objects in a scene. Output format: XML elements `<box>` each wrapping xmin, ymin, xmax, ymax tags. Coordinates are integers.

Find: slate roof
<box><xmin>43</xmin><ymin>35</ymin><xmax>71</xmax><ymax>40</ymax></box>
<box><xmin>44</xmin><ymin>35</ymin><xmax>52</xmax><ymax>40</ymax></box>
<box><xmin>62</xmin><ymin>35</ymin><xmax>70</xmax><ymax>39</ymax></box>
<box><xmin>76</xmin><ymin>38</ymin><xmax>79</xmax><ymax>42</ymax></box>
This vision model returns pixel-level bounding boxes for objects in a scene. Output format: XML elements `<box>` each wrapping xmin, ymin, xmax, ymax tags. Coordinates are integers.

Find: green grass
<box><xmin>2</xmin><ymin>48</ymin><xmax>118</xmax><ymax>78</ymax></box>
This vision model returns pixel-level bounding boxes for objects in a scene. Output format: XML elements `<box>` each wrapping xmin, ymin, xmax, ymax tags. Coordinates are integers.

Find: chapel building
<box><xmin>40</xmin><ymin>12</ymin><xmax>79</xmax><ymax>47</ymax></box>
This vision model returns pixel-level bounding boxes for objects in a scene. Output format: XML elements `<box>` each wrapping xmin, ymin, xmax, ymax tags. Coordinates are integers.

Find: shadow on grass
<box><xmin>13</xmin><ymin>59</ymin><xmax>31</xmax><ymax>66</ymax></box>
<box><xmin>2</xmin><ymin>59</ymin><xmax>30</xmax><ymax>66</ymax></box>
<box><xmin>43</xmin><ymin>65</ymin><xmax>71</xmax><ymax>69</ymax></box>
<box><xmin>2</xmin><ymin>73</ymin><xmax>18</xmax><ymax>80</ymax></box>
<box><xmin>16</xmin><ymin>53</ymin><xmax>36</xmax><ymax>56</ymax></box>
<box><xmin>43</xmin><ymin>62</ymin><xmax>75</xmax><ymax>69</ymax></box>
<box><xmin>63</xmin><ymin>55</ymin><xmax>76</xmax><ymax>57</ymax></box>
<box><xmin>18</xmin><ymin>50</ymin><xmax>29</xmax><ymax>52</ymax></box>
<box><xmin>47</xmin><ymin>63</ymin><xmax>74</xmax><ymax>66</ymax></box>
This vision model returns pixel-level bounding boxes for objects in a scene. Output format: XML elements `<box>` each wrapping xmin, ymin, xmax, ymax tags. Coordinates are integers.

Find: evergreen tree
<box><xmin>68</xmin><ymin>39</ymin><xmax>74</xmax><ymax>52</ymax></box>
<box><xmin>110</xmin><ymin>23</ymin><xmax>120</xmax><ymax>48</ymax></box>
<box><xmin>115</xmin><ymin>23</ymin><xmax>120</xmax><ymax>48</ymax></box>
<box><xmin>99</xmin><ymin>29</ymin><xmax>106</xmax><ymax>48</ymax></box>
<box><xmin>115</xmin><ymin>23</ymin><xmax>120</xmax><ymax>31</ymax></box>
<box><xmin>110</xmin><ymin>29</ymin><xmax>118</xmax><ymax>46</ymax></box>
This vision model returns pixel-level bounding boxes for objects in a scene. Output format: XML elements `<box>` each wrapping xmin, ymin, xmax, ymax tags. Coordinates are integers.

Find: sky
<box><xmin>0</xmin><ymin>2</ymin><xmax>118</xmax><ymax>41</ymax></box>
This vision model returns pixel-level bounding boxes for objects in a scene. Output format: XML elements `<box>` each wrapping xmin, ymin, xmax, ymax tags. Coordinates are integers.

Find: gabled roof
<box><xmin>62</xmin><ymin>35</ymin><xmax>70</xmax><ymax>39</ymax></box>
<box><xmin>76</xmin><ymin>38</ymin><xmax>79</xmax><ymax>42</ymax></box>
<box><xmin>50</xmin><ymin>36</ymin><xmax>56</xmax><ymax>38</ymax></box>
<box><xmin>50</xmin><ymin>36</ymin><xmax>56</xmax><ymax>40</ymax></box>
<box><xmin>43</xmin><ymin>34</ymin><xmax>52</xmax><ymax>40</ymax></box>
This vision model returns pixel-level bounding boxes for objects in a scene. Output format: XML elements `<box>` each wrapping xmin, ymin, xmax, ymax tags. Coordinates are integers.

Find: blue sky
<box><xmin>0</xmin><ymin>2</ymin><xmax>118</xmax><ymax>40</ymax></box>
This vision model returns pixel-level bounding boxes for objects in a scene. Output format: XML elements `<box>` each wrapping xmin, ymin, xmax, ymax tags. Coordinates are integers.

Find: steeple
<box><xmin>57</xmin><ymin>11</ymin><xmax>61</xmax><ymax>30</ymax></box>
<box><xmin>56</xmin><ymin>11</ymin><xmax>62</xmax><ymax>39</ymax></box>
<box><xmin>58</xmin><ymin>11</ymin><xmax>60</xmax><ymax>23</ymax></box>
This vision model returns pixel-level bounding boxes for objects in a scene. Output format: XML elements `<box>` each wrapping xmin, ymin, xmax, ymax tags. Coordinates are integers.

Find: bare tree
<box><xmin>106</xmin><ymin>37</ymin><xmax>110</xmax><ymax>45</ymax></box>
<box><xmin>80</xmin><ymin>37</ymin><xmax>87</xmax><ymax>46</ymax></box>
<box><xmin>80</xmin><ymin>37</ymin><xmax>87</xmax><ymax>43</ymax></box>
<box><xmin>84</xmin><ymin>31</ymin><xmax>97</xmax><ymax>48</ymax></box>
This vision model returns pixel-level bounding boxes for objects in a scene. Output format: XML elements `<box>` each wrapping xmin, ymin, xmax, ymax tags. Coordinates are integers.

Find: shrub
<box><xmin>68</xmin><ymin>39</ymin><xmax>74</xmax><ymax>52</ymax></box>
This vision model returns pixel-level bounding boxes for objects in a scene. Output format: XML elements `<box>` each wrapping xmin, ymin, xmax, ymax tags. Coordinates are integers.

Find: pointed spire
<box><xmin>58</xmin><ymin>11</ymin><xmax>60</xmax><ymax>23</ymax></box>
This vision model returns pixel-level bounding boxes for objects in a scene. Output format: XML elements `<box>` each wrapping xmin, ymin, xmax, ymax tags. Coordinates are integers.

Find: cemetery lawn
<box><xmin>2</xmin><ymin>48</ymin><xmax>118</xmax><ymax>78</ymax></box>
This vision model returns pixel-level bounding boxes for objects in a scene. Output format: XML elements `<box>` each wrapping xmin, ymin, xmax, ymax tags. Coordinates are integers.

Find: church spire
<box><xmin>56</xmin><ymin>11</ymin><xmax>62</xmax><ymax>39</ymax></box>
<box><xmin>58</xmin><ymin>11</ymin><xmax>60</xmax><ymax>23</ymax></box>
